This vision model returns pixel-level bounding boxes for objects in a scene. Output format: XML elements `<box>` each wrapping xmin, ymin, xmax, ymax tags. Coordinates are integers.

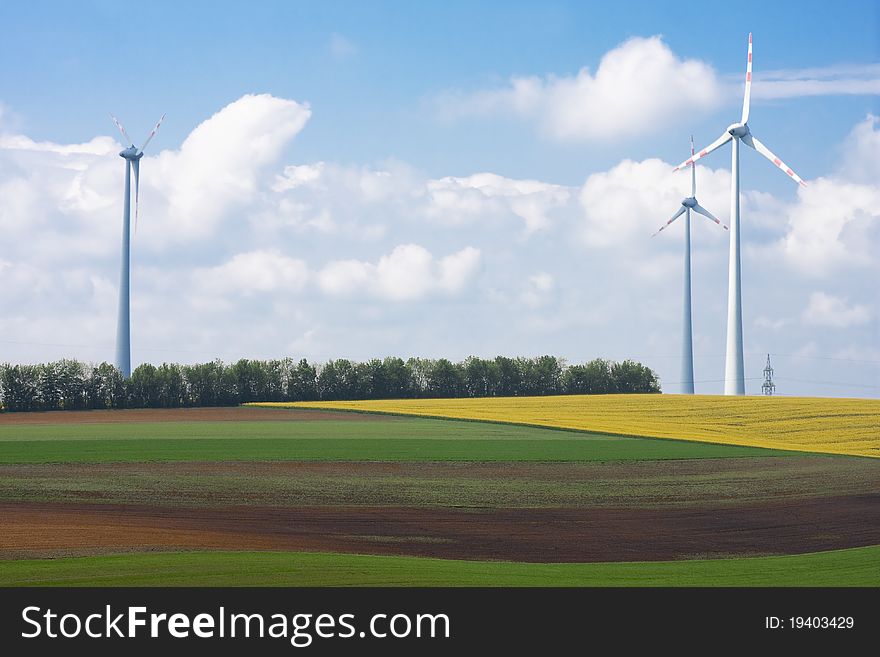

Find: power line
<box><xmin>774</xmin><ymin>377</ymin><xmax>880</xmax><ymax>390</ymax></box>
<box><xmin>2</xmin><ymin>339</ymin><xmax>878</xmax><ymax>365</ymax></box>
<box><xmin>624</xmin><ymin>351</ymin><xmax>880</xmax><ymax>366</ymax></box>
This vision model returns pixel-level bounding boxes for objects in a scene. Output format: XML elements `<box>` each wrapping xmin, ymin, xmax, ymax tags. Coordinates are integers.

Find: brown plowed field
<box><xmin>0</xmin><ymin>406</ymin><xmax>382</xmax><ymax>425</ymax></box>
<box><xmin>3</xmin><ymin>495</ymin><xmax>878</xmax><ymax>562</ymax></box>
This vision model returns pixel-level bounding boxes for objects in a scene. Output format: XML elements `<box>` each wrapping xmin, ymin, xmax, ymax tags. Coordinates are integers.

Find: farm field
<box><xmin>259</xmin><ymin>394</ymin><xmax>880</xmax><ymax>458</ymax></box>
<box><xmin>0</xmin><ymin>404</ymin><xmax>878</xmax><ymax>585</ymax></box>
<box><xmin>0</xmin><ymin>420</ymin><xmax>797</xmax><ymax>464</ymax></box>
<box><xmin>2</xmin><ymin>546</ymin><xmax>878</xmax><ymax>587</ymax></box>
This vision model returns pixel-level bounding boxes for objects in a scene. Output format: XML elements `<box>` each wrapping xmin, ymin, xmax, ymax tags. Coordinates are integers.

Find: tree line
<box><xmin>0</xmin><ymin>356</ymin><xmax>661</xmax><ymax>412</ymax></box>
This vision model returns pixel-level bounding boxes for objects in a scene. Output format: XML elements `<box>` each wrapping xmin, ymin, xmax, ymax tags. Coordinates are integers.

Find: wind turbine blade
<box><xmin>690</xmin><ymin>135</ymin><xmax>696</xmax><ymax>196</ymax></box>
<box><xmin>109</xmin><ymin>113</ymin><xmax>133</xmax><ymax>146</ymax></box>
<box><xmin>748</xmin><ymin>135</ymin><xmax>807</xmax><ymax>187</ymax></box>
<box><xmin>132</xmin><ymin>158</ymin><xmax>140</xmax><ymax>233</ymax></box>
<box><xmin>692</xmin><ymin>203</ymin><xmax>729</xmax><ymax>231</ymax></box>
<box><xmin>741</xmin><ymin>32</ymin><xmax>752</xmax><ymax>124</ymax></box>
<box><xmin>652</xmin><ymin>206</ymin><xmax>687</xmax><ymax>237</ymax></box>
<box><xmin>673</xmin><ymin>132</ymin><xmax>732</xmax><ymax>171</ymax></box>
<box><xmin>139</xmin><ymin>113</ymin><xmax>166</xmax><ymax>153</ymax></box>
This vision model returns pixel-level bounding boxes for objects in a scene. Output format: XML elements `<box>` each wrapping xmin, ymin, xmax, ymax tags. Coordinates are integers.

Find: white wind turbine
<box><xmin>672</xmin><ymin>33</ymin><xmax>806</xmax><ymax>395</ymax></box>
<box><xmin>654</xmin><ymin>136</ymin><xmax>728</xmax><ymax>395</ymax></box>
<box><xmin>109</xmin><ymin>113</ymin><xmax>165</xmax><ymax>378</ymax></box>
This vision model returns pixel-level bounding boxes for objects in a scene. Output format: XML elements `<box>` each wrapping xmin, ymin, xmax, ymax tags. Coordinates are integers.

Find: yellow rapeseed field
<box><xmin>253</xmin><ymin>395</ymin><xmax>880</xmax><ymax>458</ymax></box>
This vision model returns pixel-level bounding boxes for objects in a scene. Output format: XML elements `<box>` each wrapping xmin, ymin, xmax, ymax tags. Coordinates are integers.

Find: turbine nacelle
<box><xmin>682</xmin><ymin>196</ymin><xmax>697</xmax><ymax>208</ymax></box>
<box><xmin>727</xmin><ymin>122</ymin><xmax>750</xmax><ymax>139</ymax></box>
<box><xmin>119</xmin><ymin>146</ymin><xmax>143</xmax><ymax>160</ymax></box>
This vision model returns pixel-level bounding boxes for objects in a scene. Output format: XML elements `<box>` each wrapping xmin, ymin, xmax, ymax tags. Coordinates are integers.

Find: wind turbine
<box><xmin>109</xmin><ymin>113</ymin><xmax>165</xmax><ymax>378</ymax></box>
<box><xmin>654</xmin><ymin>136</ymin><xmax>728</xmax><ymax>395</ymax></box>
<box><xmin>672</xmin><ymin>33</ymin><xmax>806</xmax><ymax>395</ymax></box>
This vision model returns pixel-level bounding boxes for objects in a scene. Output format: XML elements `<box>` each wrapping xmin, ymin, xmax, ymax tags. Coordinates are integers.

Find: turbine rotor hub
<box><xmin>727</xmin><ymin>122</ymin><xmax>749</xmax><ymax>138</ymax></box>
<box><xmin>682</xmin><ymin>197</ymin><xmax>697</xmax><ymax>208</ymax></box>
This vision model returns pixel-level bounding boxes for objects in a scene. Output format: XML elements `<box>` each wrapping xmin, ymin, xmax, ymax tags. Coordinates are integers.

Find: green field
<box><xmin>2</xmin><ymin>547</ymin><xmax>878</xmax><ymax>587</ymax></box>
<box><xmin>1</xmin><ymin>408</ymin><xmax>877</xmax><ymax>587</ymax></box>
<box><xmin>0</xmin><ymin>418</ymin><xmax>796</xmax><ymax>464</ymax></box>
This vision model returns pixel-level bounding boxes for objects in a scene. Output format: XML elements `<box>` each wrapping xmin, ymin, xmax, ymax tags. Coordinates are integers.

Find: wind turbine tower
<box><xmin>673</xmin><ymin>34</ymin><xmax>806</xmax><ymax>395</ymax></box>
<box><xmin>110</xmin><ymin>113</ymin><xmax>165</xmax><ymax>378</ymax></box>
<box><xmin>654</xmin><ymin>136</ymin><xmax>727</xmax><ymax>394</ymax></box>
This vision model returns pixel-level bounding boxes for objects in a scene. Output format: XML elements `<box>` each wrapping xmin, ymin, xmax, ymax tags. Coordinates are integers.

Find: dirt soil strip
<box><xmin>2</xmin><ymin>496</ymin><xmax>878</xmax><ymax>563</ymax></box>
<box><xmin>0</xmin><ymin>407</ymin><xmax>393</xmax><ymax>426</ymax></box>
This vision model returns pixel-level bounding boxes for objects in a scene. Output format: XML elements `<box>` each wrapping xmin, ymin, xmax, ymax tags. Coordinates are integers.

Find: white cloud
<box><xmin>777</xmin><ymin>177</ymin><xmax>879</xmax><ymax>272</ymax></box>
<box><xmin>803</xmin><ymin>292</ymin><xmax>870</xmax><ymax>328</ymax></box>
<box><xmin>0</xmin><ymin>134</ymin><xmax>118</xmax><ymax>156</ymax></box>
<box><xmin>317</xmin><ymin>259</ymin><xmax>373</xmax><ymax>296</ymax></box>
<box><xmin>753</xmin><ymin>64</ymin><xmax>880</xmax><ymax>99</ymax></box>
<box><xmin>437</xmin><ymin>36</ymin><xmax>722</xmax><ymax>141</ymax></box>
<box><xmin>268</xmin><ymin>162</ymin><xmax>571</xmax><ymax>235</ymax></box>
<box><xmin>272</xmin><ymin>162</ymin><xmax>325</xmax><ymax>191</ymax></box>
<box><xmin>318</xmin><ymin>244</ymin><xmax>481</xmax><ymax>301</ymax></box>
<box><xmin>436</xmin><ymin>247</ymin><xmax>482</xmax><ymax>293</ymax></box>
<box><xmin>836</xmin><ymin>114</ymin><xmax>880</xmax><ymax>184</ymax></box>
<box><xmin>0</xmin><ymin>93</ymin><xmax>313</xmax><ymax>264</ymax></box>
<box><xmin>195</xmin><ymin>250</ymin><xmax>310</xmax><ymax>296</ymax></box>
<box><xmin>0</xmin><ymin>96</ymin><xmax>875</xmax><ymax>397</ymax></box>
<box><xmin>436</xmin><ymin>39</ymin><xmax>878</xmax><ymax>144</ymax></box>
<box><xmin>578</xmin><ymin>158</ymin><xmax>730</xmax><ymax>248</ymax></box>
<box><xmin>426</xmin><ymin>173</ymin><xmax>570</xmax><ymax>232</ymax></box>
<box><xmin>150</xmin><ymin>94</ymin><xmax>311</xmax><ymax>239</ymax></box>
<box><xmin>774</xmin><ymin>116</ymin><xmax>880</xmax><ymax>274</ymax></box>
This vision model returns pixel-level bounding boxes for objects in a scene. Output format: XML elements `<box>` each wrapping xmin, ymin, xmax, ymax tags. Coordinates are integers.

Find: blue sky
<box><xmin>2</xmin><ymin>0</ymin><xmax>876</xmax><ymax>178</ymax></box>
<box><xmin>0</xmin><ymin>0</ymin><xmax>878</xmax><ymax>396</ymax></box>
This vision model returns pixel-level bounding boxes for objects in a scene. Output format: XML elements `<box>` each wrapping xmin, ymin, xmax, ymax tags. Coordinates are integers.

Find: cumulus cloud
<box><xmin>436</xmin><ymin>36</ymin><xmax>723</xmax><ymax>141</ymax></box>
<box><xmin>578</xmin><ymin>158</ymin><xmax>730</xmax><ymax>248</ymax></box>
<box><xmin>318</xmin><ymin>244</ymin><xmax>481</xmax><ymax>301</ymax></box>
<box><xmin>267</xmin><ymin>162</ymin><xmax>571</xmax><ymax>235</ymax></box>
<box><xmin>436</xmin><ymin>38</ymin><xmax>879</xmax><ymax>143</ymax></box>
<box><xmin>188</xmin><ymin>244</ymin><xmax>482</xmax><ymax>310</ymax></box>
<box><xmin>777</xmin><ymin>177</ymin><xmax>879</xmax><ymax>272</ymax></box>
<box><xmin>425</xmin><ymin>173</ymin><xmax>571</xmax><ymax>232</ymax></box>
<box><xmin>776</xmin><ymin>115</ymin><xmax>880</xmax><ymax>273</ymax></box>
<box><xmin>0</xmin><ymin>95</ymin><xmax>875</xmax><ymax>396</ymax></box>
<box><xmin>836</xmin><ymin>114</ymin><xmax>880</xmax><ymax>184</ymax></box>
<box><xmin>195</xmin><ymin>250</ymin><xmax>310</xmax><ymax>296</ymax></box>
<box><xmin>803</xmin><ymin>292</ymin><xmax>870</xmax><ymax>328</ymax></box>
<box><xmin>0</xmin><ymin>93</ymin><xmax>313</xmax><ymax>261</ymax></box>
<box><xmin>150</xmin><ymin>94</ymin><xmax>311</xmax><ymax>239</ymax></box>
<box><xmin>272</xmin><ymin>162</ymin><xmax>325</xmax><ymax>191</ymax></box>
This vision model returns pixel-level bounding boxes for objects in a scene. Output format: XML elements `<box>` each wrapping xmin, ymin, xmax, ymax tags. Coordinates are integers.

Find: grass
<box><xmin>1</xmin><ymin>546</ymin><xmax>878</xmax><ymax>587</ymax></box>
<box><xmin>257</xmin><ymin>395</ymin><xmax>880</xmax><ymax>458</ymax></box>
<box><xmin>0</xmin><ymin>418</ymin><xmax>795</xmax><ymax>464</ymax></box>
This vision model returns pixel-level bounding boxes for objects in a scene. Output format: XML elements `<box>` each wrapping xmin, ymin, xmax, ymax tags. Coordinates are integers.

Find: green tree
<box><xmin>287</xmin><ymin>359</ymin><xmax>318</xmax><ymax>401</ymax></box>
<box><xmin>610</xmin><ymin>359</ymin><xmax>661</xmax><ymax>393</ymax></box>
<box><xmin>494</xmin><ymin>356</ymin><xmax>522</xmax><ymax>397</ymax></box>
<box><xmin>426</xmin><ymin>359</ymin><xmax>464</xmax><ymax>398</ymax></box>
<box><xmin>86</xmin><ymin>363</ymin><xmax>125</xmax><ymax>409</ymax></box>
<box><xmin>563</xmin><ymin>359</ymin><xmax>614</xmax><ymax>394</ymax></box>
<box><xmin>463</xmin><ymin>356</ymin><xmax>499</xmax><ymax>397</ymax></box>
